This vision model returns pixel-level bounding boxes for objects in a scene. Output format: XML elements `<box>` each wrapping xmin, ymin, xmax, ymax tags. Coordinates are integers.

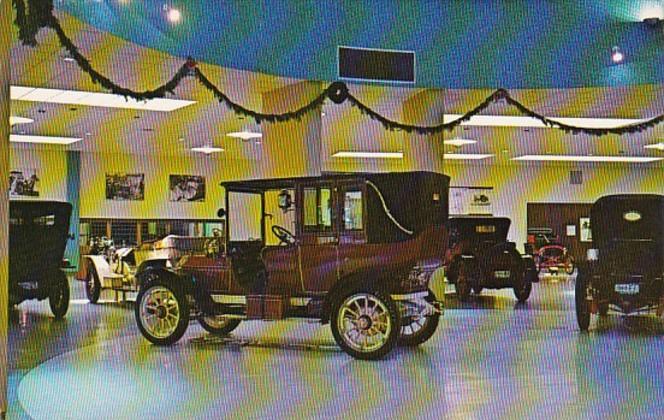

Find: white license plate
<box><xmin>494</xmin><ymin>270</ymin><xmax>511</xmax><ymax>279</ymax></box>
<box><xmin>615</xmin><ymin>284</ymin><xmax>639</xmax><ymax>295</ymax></box>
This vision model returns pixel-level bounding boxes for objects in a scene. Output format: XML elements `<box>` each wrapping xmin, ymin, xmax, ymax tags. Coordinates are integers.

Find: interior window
<box><xmin>343</xmin><ymin>190</ymin><xmax>363</xmax><ymax>230</ymax></box>
<box><xmin>303</xmin><ymin>187</ymin><xmax>332</xmax><ymax>230</ymax></box>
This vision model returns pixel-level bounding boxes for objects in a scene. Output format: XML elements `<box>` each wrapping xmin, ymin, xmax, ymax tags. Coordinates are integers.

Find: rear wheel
<box><xmin>85</xmin><ymin>263</ymin><xmax>101</xmax><ymax>304</ymax></box>
<box><xmin>575</xmin><ymin>273</ymin><xmax>591</xmax><ymax>331</ymax></box>
<box><xmin>399</xmin><ymin>290</ymin><xmax>440</xmax><ymax>346</ymax></box>
<box><xmin>454</xmin><ymin>261</ymin><xmax>473</xmax><ymax>301</ymax></box>
<box><xmin>330</xmin><ymin>288</ymin><xmax>400</xmax><ymax>360</ymax></box>
<box><xmin>135</xmin><ymin>279</ymin><xmax>189</xmax><ymax>345</ymax></box>
<box><xmin>48</xmin><ymin>270</ymin><xmax>70</xmax><ymax>319</ymax></box>
<box><xmin>198</xmin><ymin>316</ymin><xmax>241</xmax><ymax>336</ymax></box>
<box><xmin>472</xmin><ymin>286</ymin><xmax>483</xmax><ymax>295</ymax></box>
<box><xmin>513</xmin><ymin>274</ymin><xmax>532</xmax><ymax>303</ymax></box>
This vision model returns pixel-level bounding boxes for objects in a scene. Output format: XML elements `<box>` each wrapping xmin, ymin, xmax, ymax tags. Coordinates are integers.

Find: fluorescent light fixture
<box><xmin>332</xmin><ymin>151</ymin><xmax>403</xmax><ymax>159</ymax></box>
<box><xmin>444</xmin><ymin>138</ymin><xmax>477</xmax><ymax>147</ymax></box>
<box><xmin>227</xmin><ymin>131</ymin><xmax>263</xmax><ymax>140</ymax></box>
<box><xmin>10</xmin><ymin>134</ymin><xmax>82</xmax><ymax>145</ymax></box>
<box><xmin>644</xmin><ymin>142</ymin><xmax>664</xmax><ymax>151</ymax></box>
<box><xmin>191</xmin><ymin>146</ymin><xmax>224</xmax><ymax>155</ymax></box>
<box><xmin>442</xmin><ymin>114</ymin><xmax>647</xmax><ymax>129</ymax></box>
<box><xmin>10</xmin><ymin>86</ymin><xmax>195</xmax><ymax>112</ymax></box>
<box><xmin>9</xmin><ymin>116</ymin><xmax>34</xmax><ymax>126</ymax></box>
<box><xmin>513</xmin><ymin>155</ymin><xmax>663</xmax><ymax>163</ymax></box>
<box><xmin>444</xmin><ymin>153</ymin><xmax>493</xmax><ymax>160</ymax></box>
<box><xmin>640</xmin><ymin>4</ymin><xmax>663</xmax><ymax>21</ymax></box>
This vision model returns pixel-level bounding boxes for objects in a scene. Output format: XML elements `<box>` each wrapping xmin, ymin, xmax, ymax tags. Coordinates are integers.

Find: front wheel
<box><xmin>513</xmin><ymin>275</ymin><xmax>532</xmax><ymax>303</ymax></box>
<box><xmin>399</xmin><ymin>290</ymin><xmax>440</xmax><ymax>346</ymax></box>
<box><xmin>198</xmin><ymin>316</ymin><xmax>241</xmax><ymax>336</ymax></box>
<box><xmin>85</xmin><ymin>263</ymin><xmax>101</xmax><ymax>304</ymax></box>
<box><xmin>49</xmin><ymin>270</ymin><xmax>70</xmax><ymax>319</ymax></box>
<box><xmin>135</xmin><ymin>279</ymin><xmax>189</xmax><ymax>345</ymax></box>
<box><xmin>454</xmin><ymin>261</ymin><xmax>473</xmax><ymax>301</ymax></box>
<box><xmin>330</xmin><ymin>289</ymin><xmax>400</xmax><ymax>360</ymax></box>
<box><xmin>575</xmin><ymin>274</ymin><xmax>591</xmax><ymax>331</ymax></box>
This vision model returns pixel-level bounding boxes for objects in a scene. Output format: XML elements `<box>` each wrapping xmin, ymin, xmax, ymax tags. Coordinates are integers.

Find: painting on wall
<box><xmin>106</xmin><ymin>173</ymin><xmax>145</xmax><ymax>201</ymax></box>
<box><xmin>450</xmin><ymin>186</ymin><xmax>493</xmax><ymax>215</ymax></box>
<box><xmin>580</xmin><ymin>217</ymin><xmax>592</xmax><ymax>242</ymax></box>
<box><xmin>169</xmin><ymin>175</ymin><xmax>206</xmax><ymax>202</ymax></box>
<box><xmin>9</xmin><ymin>168</ymin><xmax>40</xmax><ymax>197</ymax></box>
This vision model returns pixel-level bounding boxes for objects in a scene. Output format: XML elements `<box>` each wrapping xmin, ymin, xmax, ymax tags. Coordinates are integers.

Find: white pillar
<box><xmin>1</xmin><ymin>0</ymin><xmax>10</xmax><ymax>414</ymax></box>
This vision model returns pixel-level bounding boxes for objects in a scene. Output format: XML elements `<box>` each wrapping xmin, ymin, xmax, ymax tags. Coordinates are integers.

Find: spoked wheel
<box><xmin>48</xmin><ymin>270</ymin><xmax>70</xmax><ymax>319</ymax></box>
<box><xmin>575</xmin><ymin>273</ymin><xmax>591</xmax><ymax>331</ymax></box>
<box><xmin>330</xmin><ymin>289</ymin><xmax>400</xmax><ymax>360</ymax></box>
<box><xmin>198</xmin><ymin>316</ymin><xmax>241</xmax><ymax>336</ymax></box>
<box><xmin>135</xmin><ymin>280</ymin><xmax>189</xmax><ymax>345</ymax></box>
<box><xmin>454</xmin><ymin>262</ymin><xmax>473</xmax><ymax>301</ymax></box>
<box><xmin>399</xmin><ymin>290</ymin><xmax>440</xmax><ymax>347</ymax></box>
<box><xmin>85</xmin><ymin>263</ymin><xmax>101</xmax><ymax>304</ymax></box>
<box><xmin>513</xmin><ymin>273</ymin><xmax>532</xmax><ymax>303</ymax></box>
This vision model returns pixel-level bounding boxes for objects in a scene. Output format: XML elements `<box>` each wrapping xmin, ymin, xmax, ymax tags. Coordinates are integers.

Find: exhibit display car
<box><xmin>9</xmin><ymin>201</ymin><xmax>72</xmax><ymax>318</ymax></box>
<box><xmin>78</xmin><ymin>233</ymin><xmax>223</xmax><ymax>303</ymax></box>
<box><xmin>575</xmin><ymin>194</ymin><xmax>664</xmax><ymax>330</ymax></box>
<box><xmin>445</xmin><ymin>217</ymin><xmax>538</xmax><ymax>302</ymax></box>
<box><xmin>536</xmin><ymin>244</ymin><xmax>575</xmax><ymax>275</ymax></box>
<box><xmin>134</xmin><ymin>171</ymin><xmax>449</xmax><ymax>359</ymax></box>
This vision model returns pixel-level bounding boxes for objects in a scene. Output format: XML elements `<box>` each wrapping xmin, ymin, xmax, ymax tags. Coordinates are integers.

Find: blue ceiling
<box><xmin>56</xmin><ymin>0</ymin><xmax>664</xmax><ymax>89</ymax></box>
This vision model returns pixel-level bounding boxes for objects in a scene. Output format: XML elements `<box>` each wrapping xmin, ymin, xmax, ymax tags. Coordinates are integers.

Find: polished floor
<box><xmin>8</xmin><ymin>274</ymin><xmax>664</xmax><ymax>419</ymax></box>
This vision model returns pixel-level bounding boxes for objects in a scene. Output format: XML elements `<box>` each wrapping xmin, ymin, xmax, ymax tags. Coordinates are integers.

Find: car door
<box><xmin>297</xmin><ymin>182</ymin><xmax>340</xmax><ymax>293</ymax></box>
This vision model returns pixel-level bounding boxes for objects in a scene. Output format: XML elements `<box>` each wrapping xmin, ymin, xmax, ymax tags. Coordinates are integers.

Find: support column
<box><xmin>401</xmin><ymin>89</ymin><xmax>445</xmax><ymax>173</ymax></box>
<box><xmin>65</xmin><ymin>151</ymin><xmax>80</xmax><ymax>268</ymax></box>
<box><xmin>261</xmin><ymin>81</ymin><xmax>323</xmax><ymax>178</ymax></box>
<box><xmin>1</xmin><ymin>0</ymin><xmax>11</xmax><ymax>415</ymax></box>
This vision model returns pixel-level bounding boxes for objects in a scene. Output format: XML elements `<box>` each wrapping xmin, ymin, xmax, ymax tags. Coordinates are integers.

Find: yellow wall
<box><xmin>9</xmin><ymin>147</ymin><xmax>68</xmax><ymax>201</ymax></box>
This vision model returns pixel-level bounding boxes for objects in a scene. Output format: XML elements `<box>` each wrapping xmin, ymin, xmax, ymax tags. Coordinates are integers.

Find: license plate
<box><xmin>615</xmin><ymin>284</ymin><xmax>639</xmax><ymax>295</ymax></box>
<box><xmin>494</xmin><ymin>270</ymin><xmax>510</xmax><ymax>279</ymax></box>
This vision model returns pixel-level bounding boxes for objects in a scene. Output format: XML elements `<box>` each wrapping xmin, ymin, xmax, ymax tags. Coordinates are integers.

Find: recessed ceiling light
<box><xmin>85</xmin><ymin>132</ymin><xmax>92</xmax><ymax>136</ymax></box>
<box><xmin>512</xmin><ymin>155</ymin><xmax>662</xmax><ymax>163</ymax></box>
<box><xmin>10</xmin><ymin>86</ymin><xmax>195</xmax><ymax>112</ymax></box>
<box><xmin>644</xmin><ymin>142</ymin><xmax>664</xmax><ymax>151</ymax></box>
<box><xmin>332</xmin><ymin>151</ymin><xmax>404</xmax><ymax>159</ymax></box>
<box><xmin>166</xmin><ymin>8</ymin><xmax>181</xmax><ymax>23</ymax></box>
<box><xmin>441</xmin><ymin>114</ymin><xmax>646</xmax><ymax>129</ymax></box>
<box><xmin>10</xmin><ymin>134</ymin><xmax>82</xmax><ymax>145</ymax></box>
<box><xmin>443</xmin><ymin>138</ymin><xmax>477</xmax><ymax>147</ymax></box>
<box><xmin>611</xmin><ymin>46</ymin><xmax>625</xmax><ymax>64</ymax></box>
<box><xmin>9</xmin><ymin>116</ymin><xmax>34</xmax><ymax>126</ymax></box>
<box><xmin>444</xmin><ymin>153</ymin><xmax>494</xmax><ymax>160</ymax></box>
<box><xmin>227</xmin><ymin>131</ymin><xmax>263</xmax><ymax>141</ymax></box>
<box><xmin>191</xmin><ymin>146</ymin><xmax>224</xmax><ymax>155</ymax></box>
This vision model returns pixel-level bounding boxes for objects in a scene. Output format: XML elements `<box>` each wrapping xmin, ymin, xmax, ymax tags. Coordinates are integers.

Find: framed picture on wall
<box><xmin>106</xmin><ymin>173</ymin><xmax>145</xmax><ymax>201</ymax></box>
<box><xmin>169</xmin><ymin>175</ymin><xmax>206</xmax><ymax>202</ymax></box>
<box><xmin>9</xmin><ymin>168</ymin><xmax>39</xmax><ymax>197</ymax></box>
<box><xmin>580</xmin><ymin>217</ymin><xmax>592</xmax><ymax>242</ymax></box>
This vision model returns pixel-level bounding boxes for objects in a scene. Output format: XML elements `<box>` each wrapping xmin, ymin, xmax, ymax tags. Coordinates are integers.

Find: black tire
<box><xmin>598</xmin><ymin>303</ymin><xmax>609</xmax><ymax>317</ymax></box>
<box><xmin>454</xmin><ymin>261</ymin><xmax>473</xmax><ymax>301</ymax></box>
<box><xmin>330</xmin><ymin>288</ymin><xmax>400</xmax><ymax>360</ymax></box>
<box><xmin>85</xmin><ymin>263</ymin><xmax>101</xmax><ymax>304</ymax></box>
<box><xmin>575</xmin><ymin>273</ymin><xmax>591</xmax><ymax>331</ymax></box>
<box><xmin>49</xmin><ymin>270</ymin><xmax>70</xmax><ymax>319</ymax></box>
<box><xmin>399</xmin><ymin>290</ymin><xmax>440</xmax><ymax>346</ymax></box>
<box><xmin>472</xmin><ymin>286</ymin><xmax>483</xmax><ymax>295</ymax></box>
<box><xmin>135</xmin><ymin>276</ymin><xmax>189</xmax><ymax>345</ymax></box>
<box><xmin>198</xmin><ymin>316</ymin><xmax>241</xmax><ymax>336</ymax></box>
<box><xmin>513</xmin><ymin>274</ymin><xmax>532</xmax><ymax>303</ymax></box>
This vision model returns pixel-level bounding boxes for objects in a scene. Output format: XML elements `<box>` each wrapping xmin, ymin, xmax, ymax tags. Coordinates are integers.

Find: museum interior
<box><xmin>2</xmin><ymin>1</ymin><xmax>664</xmax><ymax>418</ymax></box>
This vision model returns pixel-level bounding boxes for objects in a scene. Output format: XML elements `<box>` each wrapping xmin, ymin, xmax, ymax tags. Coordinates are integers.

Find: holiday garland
<box><xmin>12</xmin><ymin>0</ymin><xmax>664</xmax><ymax>136</ymax></box>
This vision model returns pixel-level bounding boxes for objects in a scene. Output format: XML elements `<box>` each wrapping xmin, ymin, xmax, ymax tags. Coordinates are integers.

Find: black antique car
<box><xmin>9</xmin><ymin>201</ymin><xmax>72</xmax><ymax>318</ymax></box>
<box><xmin>575</xmin><ymin>194</ymin><xmax>664</xmax><ymax>330</ymax></box>
<box><xmin>445</xmin><ymin>217</ymin><xmax>538</xmax><ymax>302</ymax></box>
<box><xmin>134</xmin><ymin>171</ymin><xmax>449</xmax><ymax>359</ymax></box>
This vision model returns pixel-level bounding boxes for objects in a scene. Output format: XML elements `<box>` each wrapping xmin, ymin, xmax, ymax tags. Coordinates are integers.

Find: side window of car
<box><xmin>343</xmin><ymin>190</ymin><xmax>363</xmax><ymax>231</ymax></box>
<box><xmin>303</xmin><ymin>187</ymin><xmax>333</xmax><ymax>231</ymax></box>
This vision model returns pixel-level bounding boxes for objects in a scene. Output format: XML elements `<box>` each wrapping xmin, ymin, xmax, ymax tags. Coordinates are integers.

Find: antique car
<box><xmin>78</xmin><ymin>232</ymin><xmax>223</xmax><ymax>303</ymax></box>
<box><xmin>536</xmin><ymin>244</ymin><xmax>575</xmax><ymax>275</ymax></box>
<box><xmin>575</xmin><ymin>194</ymin><xmax>664</xmax><ymax>331</ymax></box>
<box><xmin>134</xmin><ymin>171</ymin><xmax>449</xmax><ymax>360</ymax></box>
<box><xmin>9</xmin><ymin>201</ymin><xmax>72</xmax><ymax>318</ymax></box>
<box><xmin>445</xmin><ymin>217</ymin><xmax>538</xmax><ymax>302</ymax></box>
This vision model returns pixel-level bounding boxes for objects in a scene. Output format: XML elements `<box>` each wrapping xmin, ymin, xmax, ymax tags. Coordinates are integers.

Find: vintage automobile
<box><xmin>445</xmin><ymin>216</ymin><xmax>538</xmax><ymax>302</ymax></box>
<box><xmin>9</xmin><ymin>201</ymin><xmax>72</xmax><ymax>318</ymax></box>
<box><xmin>78</xmin><ymin>232</ymin><xmax>223</xmax><ymax>303</ymax></box>
<box><xmin>536</xmin><ymin>244</ymin><xmax>575</xmax><ymax>275</ymax></box>
<box><xmin>134</xmin><ymin>171</ymin><xmax>450</xmax><ymax>359</ymax></box>
<box><xmin>575</xmin><ymin>194</ymin><xmax>664</xmax><ymax>331</ymax></box>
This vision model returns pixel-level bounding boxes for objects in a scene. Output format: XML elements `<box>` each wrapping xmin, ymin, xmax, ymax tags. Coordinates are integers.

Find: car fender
<box><xmin>521</xmin><ymin>254</ymin><xmax>539</xmax><ymax>283</ymax></box>
<box><xmin>82</xmin><ymin>255</ymin><xmax>114</xmax><ymax>288</ymax></box>
<box><xmin>136</xmin><ymin>266</ymin><xmax>190</xmax><ymax>290</ymax></box>
<box><xmin>135</xmin><ymin>258</ymin><xmax>169</xmax><ymax>277</ymax></box>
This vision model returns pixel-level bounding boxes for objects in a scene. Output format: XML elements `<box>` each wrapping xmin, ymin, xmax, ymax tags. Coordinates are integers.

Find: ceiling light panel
<box><xmin>332</xmin><ymin>151</ymin><xmax>404</xmax><ymax>159</ymax></box>
<box><xmin>191</xmin><ymin>146</ymin><xmax>224</xmax><ymax>154</ymax></box>
<box><xmin>10</xmin><ymin>134</ymin><xmax>82</xmax><ymax>145</ymax></box>
<box><xmin>513</xmin><ymin>155</ymin><xmax>662</xmax><ymax>163</ymax></box>
<box><xmin>444</xmin><ymin>153</ymin><xmax>493</xmax><ymax>160</ymax></box>
<box><xmin>227</xmin><ymin>131</ymin><xmax>263</xmax><ymax>140</ymax></box>
<box><xmin>443</xmin><ymin>138</ymin><xmax>477</xmax><ymax>146</ymax></box>
<box><xmin>11</xmin><ymin>86</ymin><xmax>195</xmax><ymax>112</ymax></box>
<box><xmin>644</xmin><ymin>143</ymin><xmax>664</xmax><ymax>151</ymax></box>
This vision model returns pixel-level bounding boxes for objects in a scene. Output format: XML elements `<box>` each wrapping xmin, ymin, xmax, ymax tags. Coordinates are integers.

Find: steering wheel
<box><xmin>271</xmin><ymin>225</ymin><xmax>296</xmax><ymax>246</ymax></box>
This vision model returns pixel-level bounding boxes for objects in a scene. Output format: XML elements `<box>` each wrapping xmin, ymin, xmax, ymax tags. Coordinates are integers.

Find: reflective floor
<box><xmin>8</xmin><ymin>274</ymin><xmax>664</xmax><ymax>419</ymax></box>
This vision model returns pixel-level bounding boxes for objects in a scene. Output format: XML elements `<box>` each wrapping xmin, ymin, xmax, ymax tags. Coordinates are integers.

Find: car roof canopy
<box><xmin>591</xmin><ymin>194</ymin><xmax>664</xmax><ymax>248</ymax></box>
